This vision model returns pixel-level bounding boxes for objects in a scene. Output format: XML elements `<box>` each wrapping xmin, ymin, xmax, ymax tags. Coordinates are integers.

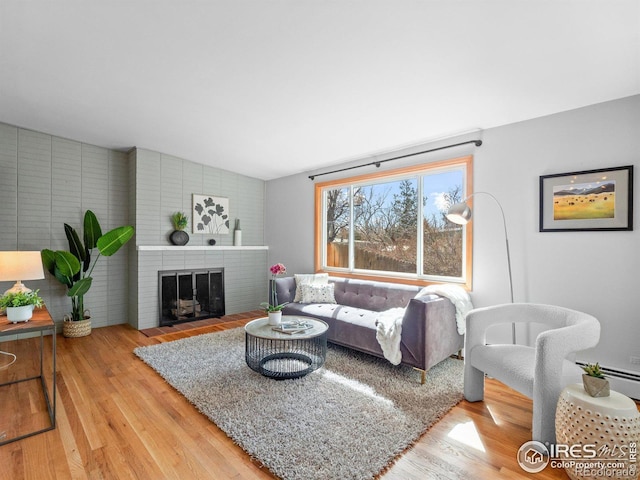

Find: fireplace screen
<box><xmin>159</xmin><ymin>268</ymin><xmax>225</xmax><ymax>326</ymax></box>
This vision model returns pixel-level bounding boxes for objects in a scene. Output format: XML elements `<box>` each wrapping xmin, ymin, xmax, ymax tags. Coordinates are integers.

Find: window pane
<box><xmin>422</xmin><ymin>171</ymin><xmax>464</xmax><ymax>277</ymax></box>
<box><xmin>325</xmin><ymin>188</ymin><xmax>349</xmax><ymax>268</ymax></box>
<box><xmin>353</xmin><ymin>179</ymin><xmax>418</xmax><ymax>273</ymax></box>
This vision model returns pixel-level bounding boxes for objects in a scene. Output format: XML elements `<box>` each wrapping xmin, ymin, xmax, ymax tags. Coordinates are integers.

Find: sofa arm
<box><xmin>402</xmin><ymin>295</ymin><xmax>463</xmax><ymax>371</ymax></box>
<box><xmin>274</xmin><ymin>277</ymin><xmax>297</xmax><ymax>304</ymax></box>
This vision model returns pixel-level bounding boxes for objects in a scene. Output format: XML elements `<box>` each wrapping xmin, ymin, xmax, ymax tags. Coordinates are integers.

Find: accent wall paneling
<box><xmin>0</xmin><ymin>123</ymin><xmax>130</xmax><ymax>328</ymax></box>
<box><xmin>0</xmin><ymin>125</ymin><xmax>268</xmax><ymax>331</ymax></box>
<box><xmin>129</xmin><ymin>148</ymin><xmax>268</xmax><ymax>330</ymax></box>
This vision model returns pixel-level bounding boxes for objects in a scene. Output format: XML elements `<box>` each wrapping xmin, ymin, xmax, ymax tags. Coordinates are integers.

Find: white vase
<box><xmin>7</xmin><ymin>305</ymin><xmax>34</xmax><ymax>323</ymax></box>
<box><xmin>268</xmin><ymin>311</ymin><xmax>282</xmax><ymax>326</ymax></box>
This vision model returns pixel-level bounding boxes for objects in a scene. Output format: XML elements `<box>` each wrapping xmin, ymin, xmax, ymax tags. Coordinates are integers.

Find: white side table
<box><xmin>556</xmin><ymin>383</ymin><xmax>639</xmax><ymax>480</ymax></box>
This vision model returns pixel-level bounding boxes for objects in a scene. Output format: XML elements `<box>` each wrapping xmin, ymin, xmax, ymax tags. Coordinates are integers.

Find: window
<box><xmin>315</xmin><ymin>155</ymin><xmax>472</xmax><ymax>287</ymax></box>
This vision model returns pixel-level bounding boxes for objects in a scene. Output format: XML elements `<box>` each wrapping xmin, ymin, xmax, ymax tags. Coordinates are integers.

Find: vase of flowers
<box><xmin>260</xmin><ymin>263</ymin><xmax>288</xmax><ymax>325</ymax></box>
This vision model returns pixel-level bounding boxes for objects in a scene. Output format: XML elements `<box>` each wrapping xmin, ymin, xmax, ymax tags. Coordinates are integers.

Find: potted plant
<box><xmin>0</xmin><ymin>290</ymin><xmax>44</xmax><ymax>323</ymax></box>
<box><xmin>259</xmin><ymin>263</ymin><xmax>288</xmax><ymax>325</ymax></box>
<box><xmin>41</xmin><ymin>210</ymin><xmax>134</xmax><ymax>337</ymax></box>
<box><xmin>169</xmin><ymin>212</ymin><xmax>190</xmax><ymax>246</ymax></box>
<box><xmin>582</xmin><ymin>362</ymin><xmax>610</xmax><ymax>397</ymax></box>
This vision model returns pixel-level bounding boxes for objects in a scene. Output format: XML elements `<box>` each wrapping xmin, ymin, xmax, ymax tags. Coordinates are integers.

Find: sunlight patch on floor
<box><xmin>319</xmin><ymin>370</ymin><xmax>394</xmax><ymax>407</ymax></box>
<box><xmin>486</xmin><ymin>404</ymin><xmax>504</xmax><ymax>426</ymax></box>
<box><xmin>447</xmin><ymin>420</ymin><xmax>486</xmax><ymax>452</ymax></box>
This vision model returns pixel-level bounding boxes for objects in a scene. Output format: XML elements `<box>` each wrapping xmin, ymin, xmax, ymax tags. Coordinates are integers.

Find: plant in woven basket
<box><xmin>581</xmin><ymin>362</ymin><xmax>610</xmax><ymax>397</ymax></box>
<box><xmin>41</xmin><ymin>210</ymin><xmax>134</xmax><ymax>322</ymax></box>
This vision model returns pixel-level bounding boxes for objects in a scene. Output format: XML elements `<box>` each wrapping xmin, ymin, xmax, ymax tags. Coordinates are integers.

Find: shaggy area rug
<box><xmin>134</xmin><ymin>328</ymin><xmax>463</xmax><ymax>480</ymax></box>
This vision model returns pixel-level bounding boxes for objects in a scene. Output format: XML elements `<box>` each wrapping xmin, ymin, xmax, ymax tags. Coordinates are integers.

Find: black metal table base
<box><xmin>245</xmin><ymin>332</ymin><xmax>327</xmax><ymax>379</ymax></box>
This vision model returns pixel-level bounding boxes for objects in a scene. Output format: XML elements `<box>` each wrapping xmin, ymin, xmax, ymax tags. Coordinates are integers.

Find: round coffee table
<box><xmin>244</xmin><ymin>316</ymin><xmax>328</xmax><ymax>379</ymax></box>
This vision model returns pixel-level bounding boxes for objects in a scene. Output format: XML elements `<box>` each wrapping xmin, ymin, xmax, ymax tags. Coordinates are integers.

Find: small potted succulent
<box><xmin>582</xmin><ymin>362</ymin><xmax>610</xmax><ymax>397</ymax></box>
<box><xmin>169</xmin><ymin>212</ymin><xmax>190</xmax><ymax>246</ymax></box>
<box><xmin>0</xmin><ymin>290</ymin><xmax>44</xmax><ymax>323</ymax></box>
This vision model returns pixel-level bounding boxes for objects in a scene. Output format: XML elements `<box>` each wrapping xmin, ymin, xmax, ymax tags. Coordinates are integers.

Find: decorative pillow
<box><xmin>300</xmin><ymin>283</ymin><xmax>337</xmax><ymax>304</ymax></box>
<box><xmin>293</xmin><ymin>273</ymin><xmax>329</xmax><ymax>302</ymax></box>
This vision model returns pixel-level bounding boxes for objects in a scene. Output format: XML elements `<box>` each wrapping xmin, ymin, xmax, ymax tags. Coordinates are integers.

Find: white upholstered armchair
<box><xmin>464</xmin><ymin>303</ymin><xmax>600</xmax><ymax>444</ymax></box>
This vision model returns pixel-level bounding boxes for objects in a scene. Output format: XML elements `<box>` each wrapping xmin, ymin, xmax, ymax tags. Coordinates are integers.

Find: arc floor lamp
<box><xmin>446</xmin><ymin>192</ymin><xmax>516</xmax><ymax>344</ymax></box>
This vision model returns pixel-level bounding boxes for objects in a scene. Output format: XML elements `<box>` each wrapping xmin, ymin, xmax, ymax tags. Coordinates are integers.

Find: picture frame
<box><xmin>539</xmin><ymin>165</ymin><xmax>633</xmax><ymax>232</ymax></box>
<box><xmin>192</xmin><ymin>194</ymin><xmax>230</xmax><ymax>234</ymax></box>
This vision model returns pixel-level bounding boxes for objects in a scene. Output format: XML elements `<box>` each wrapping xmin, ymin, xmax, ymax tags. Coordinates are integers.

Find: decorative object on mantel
<box><xmin>581</xmin><ymin>362</ymin><xmax>610</xmax><ymax>397</ymax></box>
<box><xmin>260</xmin><ymin>263</ymin><xmax>288</xmax><ymax>326</ymax></box>
<box><xmin>233</xmin><ymin>219</ymin><xmax>242</xmax><ymax>246</ymax></box>
<box><xmin>208</xmin><ymin>238</ymin><xmax>217</xmax><ymax>246</ymax></box>
<box><xmin>192</xmin><ymin>194</ymin><xmax>230</xmax><ymax>235</ymax></box>
<box><xmin>169</xmin><ymin>212</ymin><xmax>189</xmax><ymax>246</ymax></box>
<box><xmin>41</xmin><ymin>210</ymin><xmax>134</xmax><ymax>337</ymax></box>
<box><xmin>0</xmin><ymin>290</ymin><xmax>44</xmax><ymax>323</ymax></box>
<box><xmin>134</xmin><ymin>328</ymin><xmax>464</xmax><ymax>480</ymax></box>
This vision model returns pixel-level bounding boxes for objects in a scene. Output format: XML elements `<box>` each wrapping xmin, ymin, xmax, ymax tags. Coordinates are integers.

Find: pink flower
<box><xmin>269</xmin><ymin>263</ymin><xmax>286</xmax><ymax>276</ymax></box>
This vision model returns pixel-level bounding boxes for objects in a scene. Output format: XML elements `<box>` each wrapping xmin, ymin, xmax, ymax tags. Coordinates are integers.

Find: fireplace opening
<box><xmin>158</xmin><ymin>268</ymin><xmax>225</xmax><ymax>326</ymax></box>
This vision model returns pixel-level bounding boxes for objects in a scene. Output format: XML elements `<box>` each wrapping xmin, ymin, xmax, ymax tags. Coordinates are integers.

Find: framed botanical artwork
<box><xmin>539</xmin><ymin>165</ymin><xmax>633</xmax><ymax>232</ymax></box>
<box><xmin>192</xmin><ymin>194</ymin><xmax>230</xmax><ymax>234</ymax></box>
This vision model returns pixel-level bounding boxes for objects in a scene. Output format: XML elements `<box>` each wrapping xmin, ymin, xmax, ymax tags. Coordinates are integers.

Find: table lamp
<box><xmin>0</xmin><ymin>251</ymin><xmax>45</xmax><ymax>295</ymax></box>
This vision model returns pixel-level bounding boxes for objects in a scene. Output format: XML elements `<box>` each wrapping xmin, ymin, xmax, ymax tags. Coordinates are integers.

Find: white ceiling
<box><xmin>1</xmin><ymin>1</ymin><xmax>638</xmax><ymax>180</ymax></box>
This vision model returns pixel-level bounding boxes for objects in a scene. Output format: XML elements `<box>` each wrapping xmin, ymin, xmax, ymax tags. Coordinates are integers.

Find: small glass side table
<box><xmin>0</xmin><ymin>307</ymin><xmax>56</xmax><ymax>445</ymax></box>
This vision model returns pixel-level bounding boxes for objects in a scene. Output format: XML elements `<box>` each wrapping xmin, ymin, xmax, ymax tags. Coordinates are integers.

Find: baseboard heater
<box><xmin>576</xmin><ymin>362</ymin><xmax>640</xmax><ymax>401</ymax></box>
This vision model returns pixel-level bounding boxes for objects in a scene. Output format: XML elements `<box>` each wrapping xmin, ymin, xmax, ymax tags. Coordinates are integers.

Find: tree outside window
<box><xmin>318</xmin><ymin>156</ymin><xmax>471</xmax><ymax>285</ymax></box>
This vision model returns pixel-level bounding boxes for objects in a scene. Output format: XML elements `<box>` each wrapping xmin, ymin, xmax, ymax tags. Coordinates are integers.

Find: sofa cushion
<box><xmin>293</xmin><ymin>273</ymin><xmax>329</xmax><ymax>302</ymax></box>
<box><xmin>332</xmin><ymin>278</ymin><xmax>420</xmax><ymax>311</ymax></box>
<box><xmin>300</xmin><ymin>283</ymin><xmax>337</xmax><ymax>304</ymax></box>
<box><xmin>282</xmin><ymin>302</ymin><xmax>384</xmax><ymax>357</ymax></box>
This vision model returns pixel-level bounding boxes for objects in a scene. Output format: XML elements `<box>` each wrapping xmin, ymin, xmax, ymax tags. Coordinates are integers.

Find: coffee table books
<box><xmin>272</xmin><ymin>321</ymin><xmax>313</xmax><ymax>335</ymax></box>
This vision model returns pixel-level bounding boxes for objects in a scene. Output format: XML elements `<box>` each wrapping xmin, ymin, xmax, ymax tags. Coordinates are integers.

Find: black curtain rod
<box><xmin>308</xmin><ymin>139</ymin><xmax>482</xmax><ymax>180</ymax></box>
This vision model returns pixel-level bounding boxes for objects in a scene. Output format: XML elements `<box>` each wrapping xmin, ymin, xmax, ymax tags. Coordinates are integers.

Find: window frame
<box><xmin>314</xmin><ymin>155</ymin><xmax>473</xmax><ymax>288</ymax></box>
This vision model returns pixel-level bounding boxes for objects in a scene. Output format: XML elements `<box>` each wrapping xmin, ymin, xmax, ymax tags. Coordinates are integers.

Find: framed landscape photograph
<box><xmin>539</xmin><ymin>165</ymin><xmax>633</xmax><ymax>232</ymax></box>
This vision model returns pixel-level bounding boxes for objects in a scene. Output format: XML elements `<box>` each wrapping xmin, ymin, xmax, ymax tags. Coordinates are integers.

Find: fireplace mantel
<box><xmin>137</xmin><ymin>246</ymin><xmax>268</xmax><ymax>251</ymax></box>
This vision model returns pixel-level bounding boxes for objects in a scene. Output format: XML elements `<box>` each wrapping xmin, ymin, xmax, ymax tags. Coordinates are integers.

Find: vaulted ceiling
<box><xmin>1</xmin><ymin>1</ymin><xmax>638</xmax><ymax>180</ymax></box>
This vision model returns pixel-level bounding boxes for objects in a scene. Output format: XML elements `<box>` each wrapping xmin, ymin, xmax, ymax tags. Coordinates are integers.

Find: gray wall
<box><xmin>129</xmin><ymin>148</ymin><xmax>267</xmax><ymax>330</ymax></box>
<box><xmin>265</xmin><ymin>95</ymin><xmax>640</xmax><ymax>382</ymax></box>
<box><xmin>0</xmin><ymin>123</ymin><xmax>130</xmax><ymax>328</ymax></box>
<box><xmin>0</xmin><ymin>126</ymin><xmax>268</xmax><ymax>331</ymax></box>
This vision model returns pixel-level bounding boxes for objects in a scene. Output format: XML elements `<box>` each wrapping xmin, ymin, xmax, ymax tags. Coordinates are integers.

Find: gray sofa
<box><xmin>275</xmin><ymin>276</ymin><xmax>463</xmax><ymax>383</ymax></box>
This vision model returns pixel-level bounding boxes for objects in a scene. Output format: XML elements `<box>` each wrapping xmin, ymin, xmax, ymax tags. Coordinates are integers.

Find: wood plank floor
<box><xmin>1</xmin><ymin>318</ymin><xmax>634</xmax><ymax>479</ymax></box>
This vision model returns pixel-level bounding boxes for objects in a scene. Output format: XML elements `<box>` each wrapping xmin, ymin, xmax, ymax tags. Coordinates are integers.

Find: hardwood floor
<box><xmin>1</xmin><ymin>318</ymin><xmax>632</xmax><ymax>479</ymax></box>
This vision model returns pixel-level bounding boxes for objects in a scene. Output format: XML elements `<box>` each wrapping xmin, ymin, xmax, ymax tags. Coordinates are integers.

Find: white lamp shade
<box><xmin>446</xmin><ymin>202</ymin><xmax>472</xmax><ymax>225</ymax></box>
<box><xmin>0</xmin><ymin>251</ymin><xmax>45</xmax><ymax>294</ymax></box>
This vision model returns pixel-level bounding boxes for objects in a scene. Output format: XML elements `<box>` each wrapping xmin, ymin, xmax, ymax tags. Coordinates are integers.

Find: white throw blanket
<box><xmin>375</xmin><ymin>307</ymin><xmax>406</xmax><ymax>366</ymax></box>
<box><xmin>416</xmin><ymin>284</ymin><xmax>473</xmax><ymax>336</ymax></box>
<box><xmin>375</xmin><ymin>284</ymin><xmax>474</xmax><ymax>365</ymax></box>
